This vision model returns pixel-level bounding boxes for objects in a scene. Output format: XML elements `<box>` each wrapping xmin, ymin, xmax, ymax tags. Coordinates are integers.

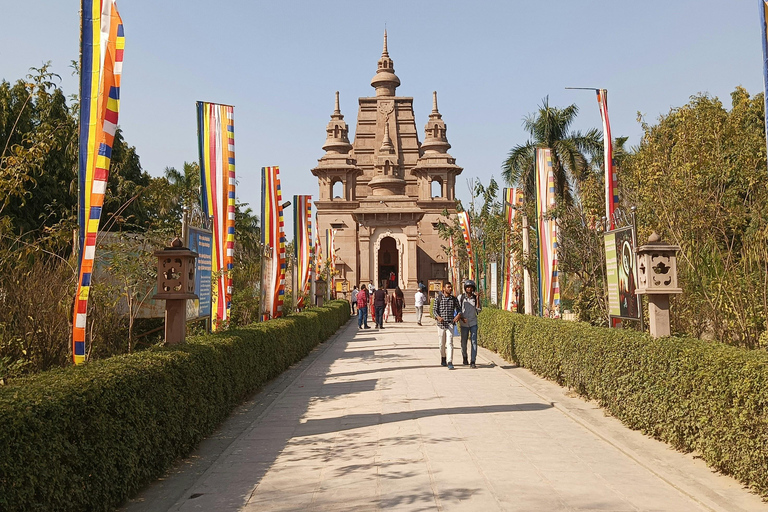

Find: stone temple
<box><xmin>312</xmin><ymin>30</ymin><xmax>462</xmax><ymax>293</ymax></box>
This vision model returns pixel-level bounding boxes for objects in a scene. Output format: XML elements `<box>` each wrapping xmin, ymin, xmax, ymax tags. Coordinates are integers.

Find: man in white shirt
<box><xmin>414</xmin><ymin>288</ymin><xmax>427</xmax><ymax>326</ymax></box>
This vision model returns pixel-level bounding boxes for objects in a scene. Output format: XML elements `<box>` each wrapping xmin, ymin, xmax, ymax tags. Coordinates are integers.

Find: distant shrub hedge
<box><xmin>478</xmin><ymin>308</ymin><xmax>768</xmax><ymax>498</ymax></box>
<box><xmin>0</xmin><ymin>300</ymin><xmax>351</xmax><ymax>512</ymax></box>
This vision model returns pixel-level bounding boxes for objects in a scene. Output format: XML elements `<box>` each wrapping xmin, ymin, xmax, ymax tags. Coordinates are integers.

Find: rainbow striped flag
<box><xmin>501</xmin><ymin>187</ymin><xmax>524</xmax><ymax>311</ymax></box>
<box><xmin>261</xmin><ymin>166</ymin><xmax>286</xmax><ymax>319</ymax></box>
<box><xmin>73</xmin><ymin>0</ymin><xmax>124</xmax><ymax>364</ymax></box>
<box><xmin>293</xmin><ymin>195</ymin><xmax>312</xmax><ymax>309</ymax></box>
<box><xmin>596</xmin><ymin>89</ymin><xmax>618</xmax><ymax>228</ymax></box>
<box><xmin>535</xmin><ymin>148</ymin><xmax>560</xmax><ymax>316</ymax></box>
<box><xmin>197</xmin><ymin>102</ymin><xmax>236</xmax><ymax>328</ymax></box>
<box><xmin>314</xmin><ymin>215</ymin><xmax>323</xmax><ymax>277</ymax></box>
<box><xmin>761</xmin><ymin>1</ymin><xmax>768</xmax><ymax>172</ymax></box>
<box><xmin>457</xmin><ymin>211</ymin><xmax>474</xmax><ymax>282</ymax></box>
<box><xmin>326</xmin><ymin>229</ymin><xmax>337</xmax><ymax>276</ymax></box>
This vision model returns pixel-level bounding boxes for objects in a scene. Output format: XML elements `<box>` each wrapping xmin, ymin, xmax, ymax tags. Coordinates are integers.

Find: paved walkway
<box><xmin>125</xmin><ymin>314</ymin><xmax>767</xmax><ymax>512</ymax></box>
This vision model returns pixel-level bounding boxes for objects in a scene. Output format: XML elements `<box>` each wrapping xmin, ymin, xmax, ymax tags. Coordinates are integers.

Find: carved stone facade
<box><xmin>312</xmin><ymin>31</ymin><xmax>463</xmax><ymax>291</ymax></box>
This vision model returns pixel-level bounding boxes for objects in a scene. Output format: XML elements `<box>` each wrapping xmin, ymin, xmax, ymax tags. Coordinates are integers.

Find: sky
<box><xmin>0</xmin><ymin>1</ymin><xmax>764</xmax><ymax>229</ymax></box>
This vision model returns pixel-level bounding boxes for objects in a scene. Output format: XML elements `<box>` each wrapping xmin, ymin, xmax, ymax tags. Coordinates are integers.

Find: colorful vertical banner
<box><xmin>761</xmin><ymin>1</ymin><xmax>768</xmax><ymax>172</ymax></box>
<box><xmin>501</xmin><ymin>187</ymin><xmax>524</xmax><ymax>311</ymax></box>
<box><xmin>326</xmin><ymin>229</ymin><xmax>337</xmax><ymax>274</ymax></box>
<box><xmin>197</xmin><ymin>102</ymin><xmax>236</xmax><ymax>328</ymax></box>
<box><xmin>261</xmin><ymin>166</ymin><xmax>286</xmax><ymax>319</ymax></box>
<box><xmin>457</xmin><ymin>211</ymin><xmax>474</xmax><ymax>281</ymax></box>
<box><xmin>73</xmin><ymin>0</ymin><xmax>125</xmax><ymax>364</ymax></box>
<box><xmin>535</xmin><ymin>148</ymin><xmax>560</xmax><ymax>317</ymax></box>
<box><xmin>604</xmin><ymin>226</ymin><xmax>640</xmax><ymax>320</ymax></box>
<box><xmin>293</xmin><ymin>195</ymin><xmax>312</xmax><ymax>309</ymax></box>
<box><xmin>315</xmin><ymin>220</ymin><xmax>323</xmax><ymax>276</ymax></box>
<box><xmin>596</xmin><ymin>89</ymin><xmax>618</xmax><ymax>229</ymax></box>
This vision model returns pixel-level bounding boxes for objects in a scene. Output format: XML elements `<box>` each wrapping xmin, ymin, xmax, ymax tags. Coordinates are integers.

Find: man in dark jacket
<box><xmin>373</xmin><ymin>282</ymin><xmax>388</xmax><ymax>329</ymax></box>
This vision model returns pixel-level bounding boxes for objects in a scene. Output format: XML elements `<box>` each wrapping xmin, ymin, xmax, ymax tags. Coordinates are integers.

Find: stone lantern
<box><xmin>153</xmin><ymin>237</ymin><xmax>198</xmax><ymax>344</ymax></box>
<box><xmin>635</xmin><ymin>232</ymin><xmax>682</xmax><ymax>337</ymax></box>
<box><xmin>315</xmin><ymin>277</ymin><xmax>327</xmax><ymax>307</ymax></box>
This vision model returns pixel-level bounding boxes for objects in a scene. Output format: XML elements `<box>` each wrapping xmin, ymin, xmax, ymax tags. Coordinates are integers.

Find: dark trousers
<box><xmin>375</xmin><ymin>305</ymin><xmax>385</xmax><ymax>326</ymax></box>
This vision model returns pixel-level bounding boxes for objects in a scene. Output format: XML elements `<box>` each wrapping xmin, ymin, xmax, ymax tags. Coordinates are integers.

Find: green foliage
<box><xmin>0</xmin><ymin>300</ymin><xmax>351</xmax><ymax>512</ymax></box>
<box><xmin>623</xmin><ymin>88</ymin><xmax>768</xmax><ymax>347</ymax></box>
<box><xmin>478</xmin><ymin>308</ymin><xmax>768</xmax><ymax>498</ymax></box>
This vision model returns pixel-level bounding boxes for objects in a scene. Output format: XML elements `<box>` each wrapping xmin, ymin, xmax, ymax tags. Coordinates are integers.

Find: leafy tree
<box><xmin>623</xmin><ymin>87</ymin><xmax>768</xmax><ymax>347</ymax></box>
<box><xmin>502</xmin><ymin>97</ymin><xmax>602</xmax><ymax>205</ymax></box>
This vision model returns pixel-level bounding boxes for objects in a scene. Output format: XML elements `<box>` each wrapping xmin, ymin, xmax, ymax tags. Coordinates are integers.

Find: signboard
<box><xmin>428</xmin><ymin>280</ymin><xmax>444</xmax><ymax>293</ymax></box>
<box><xmin>490</xmin><ymin>262</ymin><xmax>498</xmax><ymax>305</ymax></box>
<box><xmin>604</xmin><ymin>226</ymin><xmax>639</xmax><ymax>320</ymax></box>
<box><xmin>335</xmin><ymin>280</ymin><xmax>349</xmax><ymax>292</ymax></box>
<box><xmin>188</xmin><ymin>227</ymin><xmax>213</xmax><ymax>319</ymax></box>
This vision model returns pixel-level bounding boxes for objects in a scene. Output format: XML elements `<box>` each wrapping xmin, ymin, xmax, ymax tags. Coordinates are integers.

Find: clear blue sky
<box><xmin>0</xmin><ymin>1</ymin><xmax>763</xmax><ymax>228</ymax></box>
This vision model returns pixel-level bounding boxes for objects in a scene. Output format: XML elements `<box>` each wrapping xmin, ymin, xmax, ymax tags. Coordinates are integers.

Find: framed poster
<box><xmin>604</xmin><ymin>226</ymin><xmax>639</xmax><ymax>320</ymax></box>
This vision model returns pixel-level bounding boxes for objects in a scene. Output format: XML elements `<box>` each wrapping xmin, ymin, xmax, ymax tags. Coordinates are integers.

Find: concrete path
<box><xmin>124</xmin><ymin>314</ymin><xmax>768</xmax><ymax>512</ymax></box>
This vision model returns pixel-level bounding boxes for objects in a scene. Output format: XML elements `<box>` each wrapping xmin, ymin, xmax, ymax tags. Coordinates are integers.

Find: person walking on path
<box><xmin>369</xmin><ymin>284</ymin><xmax>376</xmax><ymax>324</ymax></box>
<box><xmin>356</xmin><ymin>285</ymin><xmax>370</xmax><ymax>329</ymax></box>
<box><xmin>414</xmin><ymin>287</ymin><xmax>427</xmax><ymax>325</ymax></box>
<box><xmin>351</xmin><ymin>285</ymin><xmax>359</xmax><ymax>315</ymax></box>
<box><xmin>383</xmin><ymin>288</ymin><xmax>391</xmax><ymax>323</ymax></box>
<box><xmin>393</xmin><ymin>287</ymin><xmax>405</xmax><ymax>322</ymax></box>
<box><xmin>433</xmin><ymin>282</ymin><xmax>461</xmax><ymax>369</ymax></box>
<box><xmin>457</xmin><ymin>279</ymin><xmax>482</xmax><ymax>368</ymax></box>
<box><xmin>374</xmin><ymin>283</ymin><xmax>388</xmax><ymax>329</ymax></box>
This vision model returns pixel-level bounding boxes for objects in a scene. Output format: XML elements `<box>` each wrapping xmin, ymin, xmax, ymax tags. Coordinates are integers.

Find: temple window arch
<box><xmin>332</xmin><ymin>178</ymin><xmax>345</xmax><ymax>200</ymax></box>
<box><xmin>431</xmin><ymin>177</ymin><xmax>444</xmax><ymax>198</ymax></box>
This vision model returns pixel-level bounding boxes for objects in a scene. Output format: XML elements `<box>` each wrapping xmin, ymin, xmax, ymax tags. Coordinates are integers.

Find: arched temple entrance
<box><xmin>377</xmin><ymin>236</ymin><xmax>399</xmax><ymax>289</ymax></box>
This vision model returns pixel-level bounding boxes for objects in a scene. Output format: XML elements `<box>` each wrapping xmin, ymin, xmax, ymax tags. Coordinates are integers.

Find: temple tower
<box><xmin>313</xmin><ymin>31</ymin><xmax>463</xmax><ymax>294</ymax></box>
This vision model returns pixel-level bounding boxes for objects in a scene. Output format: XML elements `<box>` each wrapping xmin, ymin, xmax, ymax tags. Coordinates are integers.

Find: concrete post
<box><xmin>648</xmin><ymin>295</ymin><xmax>671</xmax><ymax>338</ymax></box>
<box><xmin>164</xmin><ymin>299</ymin><xmax>187</xmax><ymax>344</ymax></box>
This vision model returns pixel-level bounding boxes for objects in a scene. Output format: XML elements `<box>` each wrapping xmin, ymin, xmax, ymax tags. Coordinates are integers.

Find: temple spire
<box><xmin>382</xmin><ymin>29</ymin><xmax>389</xmax><ymax>57</ymax></box>
<box><xmin>334</xmin><ymin>90</ymin><xmax>341</xmax><ymax>116</ymax></box>
<box><xmin>432</xmin><ymin>91</ymin><xmax>439</xmax><ymax>115</ymax></box>
<box><xmin>371</xmin><ymin>29</ymin><xmax>400</xmax><ymax>96</ymax></box>
<box><xmin>380</xmin><ymin>120</ymin><xmax>394</xmax><ymax>153</ymax></box>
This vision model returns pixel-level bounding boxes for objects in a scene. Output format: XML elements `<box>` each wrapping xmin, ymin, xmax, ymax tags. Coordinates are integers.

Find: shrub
<box><xmin>478</xmin><ymin>309</ymin><xmax>768</xmax><ymax>498</ymax></box>
<box><xmin>0</xmin><ymin>300</ymin><xmax>351</xmax><ymax>512</ymax></box>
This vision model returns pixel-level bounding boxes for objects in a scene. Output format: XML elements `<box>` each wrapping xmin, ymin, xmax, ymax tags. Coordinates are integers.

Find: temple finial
<box><xmin>334</xmin><ymin>91</ymin><xmax>340</xmax><ymax>115</ymax></box>
<box><xmin>432</xmin><ymin>91</ymin><xmax>438</xmax><ymax>114</ymax></box>
<box><xmin>382</xmin><ymin>29</ymin><xmax>389</xmax><ymax>57</ymax></box>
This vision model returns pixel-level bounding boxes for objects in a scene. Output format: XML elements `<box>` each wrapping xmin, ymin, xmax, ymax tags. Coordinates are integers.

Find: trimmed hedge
<box><xmin>478</xmin><ymin>308</ymin><xmax>768</xmax><ymax>497</ymax></box>
<box><xmin>0</xmin><ymin>301</ymin><xmax>351</xmax><ymax>512</ymax></box>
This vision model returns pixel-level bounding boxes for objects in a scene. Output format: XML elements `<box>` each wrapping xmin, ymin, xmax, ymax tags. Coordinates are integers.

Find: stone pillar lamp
<box><xmin>153</xmin><ymin>237</ymin><xmax>198</xmax><ymax>344</ymax></box>
<box><xmin>635</xmin><ymin>232</ymin><xmax>682</xmax><ymax>338</ymax></box>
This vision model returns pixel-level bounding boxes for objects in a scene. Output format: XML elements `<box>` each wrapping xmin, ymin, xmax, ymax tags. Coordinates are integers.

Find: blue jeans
<box><xmin>460</xmin><ymin>324</ymin><xmax>478</xmax><ymax>363</ymax></box>
<box><xmin>357</xmin><ymin>306</ymin><xmax>369</xmax><ymax>328</ymax></box>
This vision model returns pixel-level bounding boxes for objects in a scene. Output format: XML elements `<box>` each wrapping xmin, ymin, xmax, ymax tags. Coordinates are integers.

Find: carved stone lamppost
<box><xmin>153</xmin><ymin>238</ymin><xmax>198</xmax><ymax>344</ymax></box>
<box><xmin>635</xmin><ymin>232</ymin><xmax>682</xmax><ymax>337</ymax></box>
<box><xmin>315</xmin><ymin>277</ymin><xmax>327</xmax><ymax>307</ymax></box>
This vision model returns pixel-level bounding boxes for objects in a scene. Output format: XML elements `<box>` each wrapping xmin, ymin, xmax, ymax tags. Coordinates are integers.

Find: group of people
<box><xmin>351</xmin><ymin>282</ymin><xmax>405</xmax><ymax>329</ymax></box>
<box><xmin>351</xmin><ymin>279</ymin><xmax>482</xmax><ymax>370</ymax></box>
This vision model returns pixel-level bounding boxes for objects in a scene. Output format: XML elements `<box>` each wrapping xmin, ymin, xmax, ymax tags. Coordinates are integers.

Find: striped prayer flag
<box><xmin>596</xmin><ymin>89</ymin><xmax>618</xmax><ymax>228</ymax></box>
<box><xmin>761</xmin><ymin>1</ymin><xmax>768</xmax><ymax>173</ymax></box>
<box><xmin>293</xmin><ymin>195</ymin><xmax>312</xmax><ymax>309</ymax></box>
<box><xmin>457</xmin><ymin>211</ymin><xmax>474</xmax><ymax>282</ymax></box>
<box><xmin>326</xmin><ymin>228</ymin><xmax>337</xmax><ymax>275</ymax></box>
<box><xmin>536</xmin><ymin>148</ymin><xmax>560</xmax><ymax>317</ymax></box>
<box><xmin>501</xmin><ymin>187</ymin><xmax>524</xmax><ymax>311</ymax></box>
<box><xmin>449</xmin><ymin>237</ymin><xmax>460</xmax><ymax>288</ymax></box>
<box><xmin>197</xmin><ymin>102</ymin><xmax>236</xmax><ymax>329</ymax></box>
<box><xmin>73</xmin><ymin>0</ymin><xmax>124</xmax><ymax>364</ymax></box>
<box><xmin>261</xmin><ymin>166</ymin><xmax>286</xmax><ymax>319</ymax></box>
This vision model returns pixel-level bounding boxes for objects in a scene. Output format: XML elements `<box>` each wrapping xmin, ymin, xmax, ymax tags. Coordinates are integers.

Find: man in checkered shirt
<box><xmin>432</xmin><ymin>282</ymin><xmax>461</xmax><ymax>370</ymax></box>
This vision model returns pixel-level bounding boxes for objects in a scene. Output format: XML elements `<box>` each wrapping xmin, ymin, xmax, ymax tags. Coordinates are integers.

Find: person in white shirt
<box><xmin>414</xmin><ymin>288</ymin><xmax>427</xmax><ymax>326</ymax></box>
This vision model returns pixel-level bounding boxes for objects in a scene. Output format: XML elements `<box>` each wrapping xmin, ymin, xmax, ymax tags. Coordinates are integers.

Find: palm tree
<box><xmin>163</xmin><ymin>161</ymin><xmax>202</xmax><ymax>228</ymax></box>
<box><xmin>502</xmin><ymin>97</ymin><xmax>602</xmax><ymax>205</ymax></box>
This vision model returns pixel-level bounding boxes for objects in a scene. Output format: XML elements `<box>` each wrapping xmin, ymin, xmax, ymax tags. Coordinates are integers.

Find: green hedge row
<box><xmin>0</xmin><ymin>301</ymin><xmax>351</xmax><ymax>512</ymax></box>
<box><xmin>478</xmin><ymin>308</ymin><xmax>768</xmax><ymax>497</ymax></box>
